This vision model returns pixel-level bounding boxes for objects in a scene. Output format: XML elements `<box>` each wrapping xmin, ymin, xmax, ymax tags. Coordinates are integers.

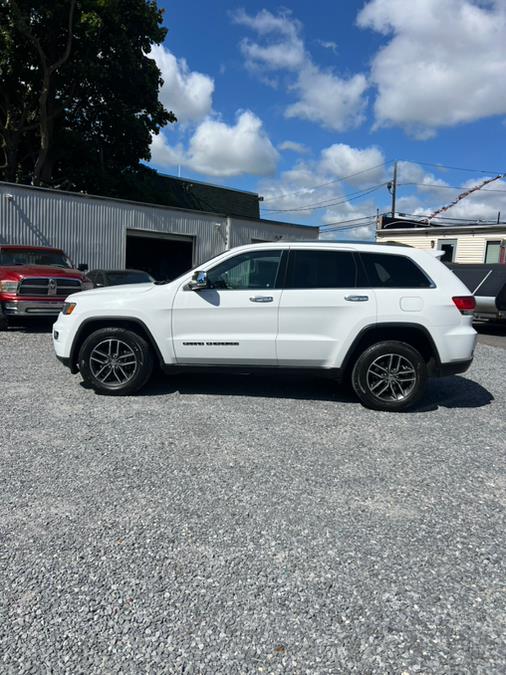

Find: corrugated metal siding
<box><xmin>229</xmin><ymin>218</ymin><xmax>318</xmax><ymax>248</ymax></box>
<box><xmin>0</xmin><ymin>183</ymin><xmax>319</xmax><ymax>269</ymax></box>
<box><xmin>0</xmin><ymin>183</ymin><xmax>230</xmax><ymax>268</ymax></box>
<box><xmin>377</xmin><ymin>229</ymin><xmax>506</xmax><ymax>263</ymax></box>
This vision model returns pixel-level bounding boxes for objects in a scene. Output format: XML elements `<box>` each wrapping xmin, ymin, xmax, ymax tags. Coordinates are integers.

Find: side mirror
<box><xmin>188</xmin><ymin>270</ymin><xmax>208</xmax><ymax>290</ymax></box>
<box><xmin>78</xmin><ymin>263</ymin><xmax>88</xmax><ymax>272</ymax></box>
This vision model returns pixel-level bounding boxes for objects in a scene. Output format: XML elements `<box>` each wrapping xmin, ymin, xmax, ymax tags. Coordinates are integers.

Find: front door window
<box><xmin>207</xmin><ymin>250</ymin><xmax>283</xmax><ymax>290</ymax></box>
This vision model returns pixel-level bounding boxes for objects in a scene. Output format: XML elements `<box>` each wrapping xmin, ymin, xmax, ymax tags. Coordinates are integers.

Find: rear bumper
<box><xmin>433</xmin><ymin>358</ymin><xmax>473</xmax><ymax>377</ymax></box>
<box><xmin>3</xmin><ymin>300</ymin><xmax>64</xmax><ymax>316</ymax></box>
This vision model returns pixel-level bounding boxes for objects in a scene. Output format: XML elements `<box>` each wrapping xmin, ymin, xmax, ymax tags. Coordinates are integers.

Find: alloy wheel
<box><xmin>366</xmin><ymin>353</ymin><xmax>417</xmax><ymax>402</ymax></box>
<box><xmin>89</xmin><ymin>338</ymin><xmax>138</xmax><ymax>385</ymax></box>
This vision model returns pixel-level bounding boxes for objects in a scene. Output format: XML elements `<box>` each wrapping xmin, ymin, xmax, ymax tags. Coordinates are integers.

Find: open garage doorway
<box><xmin>126</xmin><ymin>231</ymin><xmax>194</xmax><ymax>282</ymax></box>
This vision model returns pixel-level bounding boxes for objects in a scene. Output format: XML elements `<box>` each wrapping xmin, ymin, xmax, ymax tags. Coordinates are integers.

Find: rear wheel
<box><xmin>351</xmin><ymin>340</ymin><xmax>427</xmax><ymax>412</ymax></box>
<box><xmin>79</xmin><ymin>327</ymin><xmax>154</xmax><ymax>395</ymax></box>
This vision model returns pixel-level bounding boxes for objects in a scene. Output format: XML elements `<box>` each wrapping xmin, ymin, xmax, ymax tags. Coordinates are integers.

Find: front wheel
<box><xmin>351</xmin><ymin>341</ymin><xmax>427</xmax><ymax>412</ymax></box>
<box><xmin>79</xmin><ymin>327</ymin><xmax>154</xmax><ymax>395</ymax></box>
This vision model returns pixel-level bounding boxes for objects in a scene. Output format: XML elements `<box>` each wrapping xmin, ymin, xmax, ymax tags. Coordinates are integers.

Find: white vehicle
<box><xmin>53</xmin><ymin>242</ymin><xmax>477</xmax><ymax>412</ymax></box>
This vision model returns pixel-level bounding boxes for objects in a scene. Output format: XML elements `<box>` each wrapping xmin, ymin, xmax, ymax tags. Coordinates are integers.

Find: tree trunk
<box><xmin>4</xmin><ymin>129</ymin><xmax>21</xmax><ymax>182</ymax></box>
<box><xmin>32</xmin><ymin>71</ymin><xmax>51</xmax><ymax>186</ymax></box>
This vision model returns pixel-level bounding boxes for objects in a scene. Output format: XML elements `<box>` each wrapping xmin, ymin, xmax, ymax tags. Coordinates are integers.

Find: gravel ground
<box><xmin>0</xmin><ymin>328</ymin><xmax>505</xmax><ymax>674</ymax></box>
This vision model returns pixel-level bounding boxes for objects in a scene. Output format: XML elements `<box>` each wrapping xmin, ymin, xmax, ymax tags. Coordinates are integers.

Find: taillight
<box><xmin>452</xmin><ymin>295</ymin><xmax>476</xmax><ymax>315</ymax></box>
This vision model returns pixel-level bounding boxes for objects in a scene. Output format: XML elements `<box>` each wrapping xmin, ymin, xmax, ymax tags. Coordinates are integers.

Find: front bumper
<box><xmin>55</xmin><ymin>353</ymin><xmax>72</xmax><ymax>369</ymax></box>
<box><xmin>3</xmin><ymin>300</ymin><xmax>64</xmax><ymax>316</ymax></box>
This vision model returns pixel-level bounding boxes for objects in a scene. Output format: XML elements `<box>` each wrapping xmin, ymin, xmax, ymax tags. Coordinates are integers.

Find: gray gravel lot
<box><xmin>1</xmin><ymin>327</ymin><xmax>505</xmax><ymax>674</ymax></box>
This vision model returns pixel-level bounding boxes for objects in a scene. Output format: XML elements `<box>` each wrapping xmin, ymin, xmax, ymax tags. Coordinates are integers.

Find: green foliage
<box><xmin>0</xmin><ymin>0</ymin><xmax>176</xmax><ymax>194</ymax></box>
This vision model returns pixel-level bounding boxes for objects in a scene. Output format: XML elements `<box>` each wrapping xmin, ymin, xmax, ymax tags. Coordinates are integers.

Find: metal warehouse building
<box><xmin>0</xmin><ymin>179</ymin><xmax>318</xmax><ymax>280</ymax></box>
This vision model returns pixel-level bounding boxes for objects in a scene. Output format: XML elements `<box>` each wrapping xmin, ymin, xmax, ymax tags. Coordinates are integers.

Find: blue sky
<box><xmin>149</xmin><ymin>0</ymin><xmax>506</xmax><ymax>238</ymax></box>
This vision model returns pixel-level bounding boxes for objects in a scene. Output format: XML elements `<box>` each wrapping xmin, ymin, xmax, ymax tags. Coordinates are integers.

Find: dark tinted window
<box><xmin>285</xmin><ymin>250</ymin><xmax>357</xmax><ymax>289</ymax></box>
<box><xmin>0</xmin><ymin>248</ymin><xmax>72</xmax><ymax>268</ymax></box>
<box><xmin>104</xmin><ymin>271</ymin><xmax>153</xmax><ymax>286</ymax></box>
<box><xmin>207</xmin><ymin>250</ymin><xmax>282</xmax><ymax>289</ymax></box>
<box><xmin>359</xmin><ymin>253</ymin><xmax>432</xmax><ymax>288</ymax></box>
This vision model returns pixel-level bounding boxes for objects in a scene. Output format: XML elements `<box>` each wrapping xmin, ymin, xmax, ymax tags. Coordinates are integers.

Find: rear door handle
<box><xmin>344</xmin><ymin>295</ymin><xmax>369</xmax><ymax>302</ymax></box>
<box><xmin>250</xmin><ymin>296</ymin><xmax>273</xmax><ymax>303</ymax></box>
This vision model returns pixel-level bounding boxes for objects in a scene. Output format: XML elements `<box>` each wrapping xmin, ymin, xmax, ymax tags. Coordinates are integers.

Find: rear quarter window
<box><xmin>359</xmin><ymin>253</ymin><xmax>433</xmax><ymax>289</ymax></box>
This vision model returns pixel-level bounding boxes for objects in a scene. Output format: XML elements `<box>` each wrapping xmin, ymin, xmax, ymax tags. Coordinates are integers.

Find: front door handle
<box><xmin>344</xmin><ymin>295</ymin><xmax>369</xmax><ymax>302</ymax></box>
<box><xmin>250</xmin><ymin>296</ymin><xmax>273</xmax><ymax>303</ymax></box>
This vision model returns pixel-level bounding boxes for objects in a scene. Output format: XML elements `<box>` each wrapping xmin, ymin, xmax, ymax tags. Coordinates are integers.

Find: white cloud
<box><xmin>232</xmin><ymin>8</ymin><xmax>305</xmax><ymax>70</ymax></box>
<box><xmin>357</xmin><ymin>0</ymin><xmax>506</xmax><ymax>136</ymax></box>
<box><xmin>149</xmin><ymin>45</ymin><xmax>214</xmax><ymax>124</ymax></box>
<box><xmin>232</xmin><ymin>8</ymin><xmax>301</xmax><ymax>37</ymax></box>
<box><xmin>278</xmin><ymin>140</ymin><xmax>310</xmax><ymax>154</ymax></box>
<box><xmin>233</xmin><ymin>9</ymin><xmax>368</xmax><ymax>132</ymax></box>
<box><xmin>187</xmin><ymin>111</ymin><xmax>279</xmax><ymax>177</ymax></box>
<box><xmin>150</xmin><ymin>111</ymin><xmax>279</xmax><ymax>178</ymax></box>
<box><xmin>239</xmin><ymin>38</ymin><xmax>306</xmax><ymax>70</ymax></box>
<box><xmin>150</xmin><ymin>133</ymin><xmax>184</xmax><ymax>167</ymax></box>
<box><xmin>316</xmin><ymin>40</ymin><xmax>338</xmax><ymax>54</ymax></box>
<box><xmin>320</xmin><ymin>144</ymin><xmax>386</xmax><ymax>186</ymax></box>
<box><xmin>285</xmin><ymin>64</ymin><xmax>368</xmax><ymax>131</ymax></box>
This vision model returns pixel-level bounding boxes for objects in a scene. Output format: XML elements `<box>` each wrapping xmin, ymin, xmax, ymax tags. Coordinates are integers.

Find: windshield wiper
<box><xmin>154</xmin><ymin>279</ymin><xmax>171</xmax><ymax>285</ymax></box>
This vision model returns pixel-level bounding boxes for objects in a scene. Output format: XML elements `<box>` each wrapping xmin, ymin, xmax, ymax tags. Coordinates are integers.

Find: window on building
<box><xmin>207</xmin><ymin>250</ymin><xmax>283</xmax><ymax>289</ymax></box>
<box><xmin>359</xmin><ymin>253</ymin><xmax>433</xmax><ymax>289</ymax></box>
<box><xmin>437</xmin><ymin>239</ymin><xmax>457</xmax><ymax>262</ymax></box>
<box><xmin>485</xmin><ymin>240</ymin><xmax>502</xmax><ymax>264</ymax></box>
<box><xmin>285</xmin><ymin>250</ymin><xmax>357</xmax><ymax>289</ymax></box>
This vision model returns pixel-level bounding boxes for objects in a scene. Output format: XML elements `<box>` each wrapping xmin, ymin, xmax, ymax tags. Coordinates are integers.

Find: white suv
<box><xmin>53</xmin><ymin>242</ymin><xmax>477</xmax><ymax>411</ymax></box>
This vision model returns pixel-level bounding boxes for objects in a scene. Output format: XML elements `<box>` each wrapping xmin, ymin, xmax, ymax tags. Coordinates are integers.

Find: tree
<box><xmin>0</xmin><ymin>0</ymin><xmax>176</xmax><ymax>194</ymax></box>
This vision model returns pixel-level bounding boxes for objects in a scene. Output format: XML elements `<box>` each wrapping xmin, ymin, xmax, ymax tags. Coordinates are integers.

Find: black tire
<box><xmin>0</xmin><ymin>312</ymin><xmax>8</xmax><ymax>331</ymax></box>
<box><xmin>351</xmin><ymin>340</ymin><xmax>427</xmax><ymax>412</ymax></box>
<box><xmin>78</xmin><ymin>327</ymin><xmax>154</xmax><ymax>395</ymax></box>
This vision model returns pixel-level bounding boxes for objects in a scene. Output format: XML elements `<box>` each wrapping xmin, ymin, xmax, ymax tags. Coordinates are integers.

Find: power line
<box><xmin>399</xmin><ymin>182</ymin><xmax>506</xmax><ymax>193</ymax></box>
<box><xmin>261</xmin><ymin>160</ymin><xmax>393</xmax><ymax>204</ymax></box>
<box><xmin>321</xmin><ymin>216</ymin><xmax>377</xmax><ymax>231</ymax></box>
<box><xmin>264</xmin><ymin>183</ymin><xmax>387</xmax><ymax>213</ymax></box>
<box><xmin>262</xmin><ymin>159</ymin><xmax>506</xmax><ymax>208</ymax></box>
<box><xmin>401</xmin><ymin>160</ymin><xmax>506</xmax><ymax>175</ymax></box>
<box><xmin>384</xmin><ymin>212</ymin><xmax>506</xmax><ymax>224</ymax></box>
<box><xmin>321</xmin><ymin>220</ymin><xmax>376</xmax><ymax>233</ymax></box>
<box><xmin>321</xmin><ymin>215</ymin><xmax>376</xmax><ymax>228</ymax></box>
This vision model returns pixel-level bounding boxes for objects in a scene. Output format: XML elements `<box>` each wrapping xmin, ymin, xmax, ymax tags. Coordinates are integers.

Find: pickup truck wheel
<box><xmin>351</xmin><ymin>341</ymin><xmax>427</xmax><ymax>412</ymax></box>
<box><xmin>79</xmin><ymin>327</ymin><xmax>154</xmax><ymax>395</ymax></box>
<box><xmin>0</xmin><ymin>314</ymin><xmax>8</xmax><ymax>331</ymax></box>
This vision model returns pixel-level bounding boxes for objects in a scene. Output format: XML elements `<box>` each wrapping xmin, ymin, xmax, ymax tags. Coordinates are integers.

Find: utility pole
<box><xmin>391</xmin><ymin>161</ymin><xmax>398</xmax><ymax>217</ymax></box>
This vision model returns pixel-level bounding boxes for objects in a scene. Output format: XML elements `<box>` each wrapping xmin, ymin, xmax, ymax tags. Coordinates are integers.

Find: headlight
<box><xmin>82</xmin><ymin>280</ymin><xmax>93</xmax><ymax>291</ymax></box>
<box><xmin>62</xmin><ymin>302</ymin><xmax>77</xmax><ymax>315</ymax></box>
<box><xmin>0</xmin><ymin>280</ymin><xmax>19</xmax><ymax>293</ymax></box>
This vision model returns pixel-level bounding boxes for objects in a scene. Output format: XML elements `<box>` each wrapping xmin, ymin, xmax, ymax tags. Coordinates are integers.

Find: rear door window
<box><xmin>359</xmin><ymin>253</ymin><xmax>433</xmax><ymax>288</ymax></box>
<box><xmin>285</xmin><ymin>250</ymin><xmax>357</xmax><ymax>288</ymax></box>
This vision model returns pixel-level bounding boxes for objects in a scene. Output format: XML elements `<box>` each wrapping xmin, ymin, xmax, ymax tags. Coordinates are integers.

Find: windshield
<box><xmin>105</xmin><ymin>271</ymin><xmax>153</xmax><ymax>285</ymax></box>
<box><xmin>0</xmin><ymin>249</ymin><xmax>72</xmax><ymax>268</ymax></box>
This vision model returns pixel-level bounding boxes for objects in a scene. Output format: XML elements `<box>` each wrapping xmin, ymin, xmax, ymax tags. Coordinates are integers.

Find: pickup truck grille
<box><xmin>18</xmin><ymin>277</ymin><xmax>82</xmax><ymax>297</ymax></box>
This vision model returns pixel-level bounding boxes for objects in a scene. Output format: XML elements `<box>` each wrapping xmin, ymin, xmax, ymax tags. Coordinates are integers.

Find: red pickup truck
<box><xmin>0</xmin><ymin>245</ymin><xmax>92</xmax><ymax>330</ymax></box>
